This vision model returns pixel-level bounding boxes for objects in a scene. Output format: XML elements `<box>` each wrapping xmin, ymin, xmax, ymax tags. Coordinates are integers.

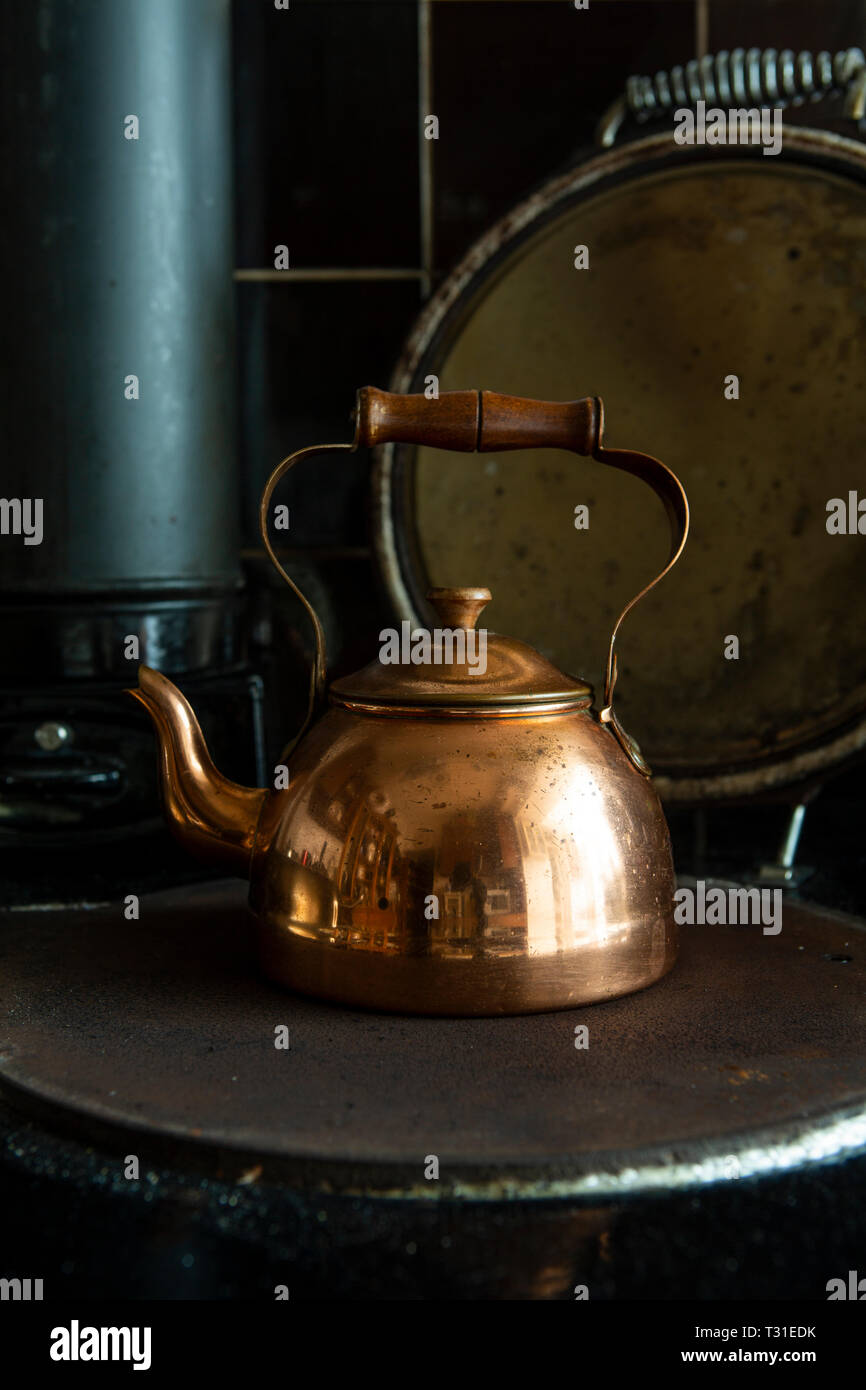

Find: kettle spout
<box><xmin>128</xmin><ymin>666</ymin><xmax>266</xmax><ymax>879</ymax></box>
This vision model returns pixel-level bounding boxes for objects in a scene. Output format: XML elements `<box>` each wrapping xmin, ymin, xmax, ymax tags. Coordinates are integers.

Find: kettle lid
<box><xmin>329</xmin><ymin>587</ymin><xmax>592</xmax><ymax>710</ymax></box>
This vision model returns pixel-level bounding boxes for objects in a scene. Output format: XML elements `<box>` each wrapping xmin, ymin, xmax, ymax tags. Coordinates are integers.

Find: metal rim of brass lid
<box><xmin>329</xmin><ymin>584</ymin><xmax>593</xmax><ymax>710</ymax></box>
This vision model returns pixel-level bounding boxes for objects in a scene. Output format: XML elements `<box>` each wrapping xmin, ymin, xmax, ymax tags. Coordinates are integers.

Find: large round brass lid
<box><xmin>330</xmin><ymin>587</ymin><xmax>592</xmax><ymax>709</ymax></box>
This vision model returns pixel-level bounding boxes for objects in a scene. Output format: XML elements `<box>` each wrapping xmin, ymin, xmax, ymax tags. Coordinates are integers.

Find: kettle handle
<box><xmin>260</xmin><ymin>388</ymin><xmax>689</xmax><ymax>773</ymax></box>
<box><xmin>354</xmin><ymin>387</ymin><xmax>602</xmax><ymax>455</ymax></box>
<box><xmin>352</xmin><ymin>387</ymin><xmax>690</xmax><ymax>774</ymax></box>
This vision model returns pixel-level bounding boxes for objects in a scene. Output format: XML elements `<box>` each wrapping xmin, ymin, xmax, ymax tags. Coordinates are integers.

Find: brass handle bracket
<box><xmin>259</xmin><ymin>441</ymin><xmax>355</xmax><ymax>744</ymax></box>
<box><xmin>592</xmin><ymin>400</ymin><xmax>690</xmax><ymax>776</ymax></box>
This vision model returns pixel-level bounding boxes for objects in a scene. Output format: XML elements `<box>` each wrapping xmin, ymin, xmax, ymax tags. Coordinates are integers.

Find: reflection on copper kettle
<box><xmin>130</xmin><ymin>388</ymin><xmax>689</xmax><ymax>1015</ymax></box>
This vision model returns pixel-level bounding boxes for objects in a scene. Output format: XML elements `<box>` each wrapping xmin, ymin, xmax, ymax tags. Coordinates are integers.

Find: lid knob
<box><xmin>428</xmin><ymin>587</ymin><xmax>491</xmax><ymax>631</ymax></box>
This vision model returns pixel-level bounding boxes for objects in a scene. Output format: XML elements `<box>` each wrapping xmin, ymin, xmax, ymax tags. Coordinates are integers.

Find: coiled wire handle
<box><xmin>597</xmin><ymin>46</ymin><xmax>866</xmax><ymax>146</ymax></box>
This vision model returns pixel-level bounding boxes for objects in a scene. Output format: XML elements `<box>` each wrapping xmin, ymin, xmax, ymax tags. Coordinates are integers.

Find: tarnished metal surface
<box><xmin>373</xmin><ymin>130</ymin><xmax>866</xmax><ymax>802</ymax></box>
<box><xmin>0</xmin><ymin>878</ymin><xmax>864</xmax><ymax>1197</ymax></box>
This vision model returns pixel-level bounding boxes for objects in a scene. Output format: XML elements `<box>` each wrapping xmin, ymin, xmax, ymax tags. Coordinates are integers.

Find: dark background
<box><xmin>1</xmin><ymin>0</ymin><xmax>863</xmax><ymax>906</ymax></box>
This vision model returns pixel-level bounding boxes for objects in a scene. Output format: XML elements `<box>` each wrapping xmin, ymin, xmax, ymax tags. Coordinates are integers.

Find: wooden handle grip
<box><xmin>354</xmin><ymin>387</ymin><xmax>479</xmax><ymax>451</ymax></box>
<box><xmin>354</xmin><ymin>386</ymin><xmax>600</xmax><ymax>455</ymax></box>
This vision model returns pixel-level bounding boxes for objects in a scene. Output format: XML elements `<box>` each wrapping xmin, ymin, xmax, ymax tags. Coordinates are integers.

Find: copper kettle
<box><xmin>131</xmin><ymin>388</ymin><xmax>689</xmax><ymax>1015</ymax></box>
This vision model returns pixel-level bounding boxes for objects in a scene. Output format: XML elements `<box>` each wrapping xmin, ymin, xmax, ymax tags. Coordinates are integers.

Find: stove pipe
<box><xmin>0</xmin><ymin>0</ymin><xmax>246</xmax><ymax>848</ymax></box>
<box><xmin>0</xmin><ymin>0</ymin><xmax>241</xmax><ymax>680</ymax></box>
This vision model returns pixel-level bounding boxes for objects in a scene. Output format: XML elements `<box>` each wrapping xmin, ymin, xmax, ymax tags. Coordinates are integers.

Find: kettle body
<box><xmin>131</xmin><ymin>387</ymin><xmax>689</xmax><ymax>1015</ymax></box>
<box><xmin>250</xmin><ymin>698</ymin><xmax>676</xmax><ymax>1015</ymax></box>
